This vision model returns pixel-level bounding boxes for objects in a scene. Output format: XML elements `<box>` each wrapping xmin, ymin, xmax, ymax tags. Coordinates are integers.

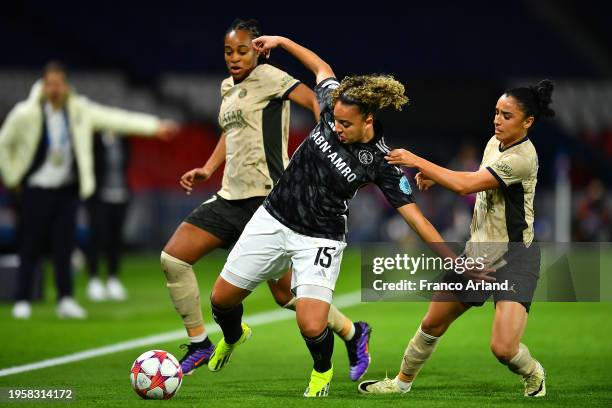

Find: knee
<box><xmin>210</xmin><ymin>289</ymin><xmax>226</xmax><ymax>308</ymax></box>
<box><xmin>298</xmin><ymin>319</ymin><xmax>328</xmax><ymax>338</ymax></box>
<box><xmin>490</xmin><ymin>340</ymin><xmax>518</xmax><ymax>363</ymax></box>
<box><xmin>210</xmin><ymin>284</ymin><xmax>239</xmax><ymax>309</ymax></box>
<box><xmin>161</xmin><ymin>251</ymin><xmax>191</xmax><ymax>274</ymax></box>
<box><xmin>420</xmin><ymin>316</ymin><xmax>449</xmax><ymax>338</ymax></box>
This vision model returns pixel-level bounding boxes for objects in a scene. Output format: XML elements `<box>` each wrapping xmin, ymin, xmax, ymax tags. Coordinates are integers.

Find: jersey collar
<box><xmin>499</xmin><ymin>136</ymin><xmax>529</xmax><ymax>152</ymax></box>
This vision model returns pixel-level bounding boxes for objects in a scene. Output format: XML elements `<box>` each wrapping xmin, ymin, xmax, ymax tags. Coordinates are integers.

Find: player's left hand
<box><xmin>462</xmin><ymin>265</ymin><xmax>496</xmax><ymax>283</ymax></box>
<box><xmin>385</xmin><ymin>148</ymin><xmax>419</xmax><ymax>167</ymax></box>
<box><xmin>415</xmin><ymin>172</ymin><xmax>436</xmax><ymax>190</ymax></box>
<box><xmin>155</xmin><ymin>120</ymin><xmax>180</xmax><ymax>141</ymax></box>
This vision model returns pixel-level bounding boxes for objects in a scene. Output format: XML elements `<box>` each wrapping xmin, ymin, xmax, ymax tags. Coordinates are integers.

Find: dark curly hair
<box><xmin>330</xmin><ymin>74</ymin><xmax>409</xmax><ymax>118</ymax></box>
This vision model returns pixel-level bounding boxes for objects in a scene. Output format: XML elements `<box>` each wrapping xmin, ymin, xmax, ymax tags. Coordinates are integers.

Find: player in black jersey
<box><xmin>160</xmin><ymin>19</ymin><xmax>371</xmax><ymax>380</ymax></box>
<box><xmin>206</xmin><ymin>35</ymin><xmax>455</xmax><ymax>397</ymax></box>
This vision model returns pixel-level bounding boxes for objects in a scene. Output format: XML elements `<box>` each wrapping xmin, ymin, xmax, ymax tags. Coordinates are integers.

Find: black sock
<box><xmin>192</xmin><ymin>337</ymin><xmax>213</xmax><ymax>349</ymax></box>
<box><xmin>344</xmin><ymin>323</ymin><xmax>361</xmax><ymax>365</ymax></box>
<box><xmin>211</xmin><ymin>302</ymin><xmax>244</xmax><ymax>344</ymax></box>
<box><xmin>303</xmin><ymin>327</ymin><xmax>334</xmax><ymax>373</ymax></box>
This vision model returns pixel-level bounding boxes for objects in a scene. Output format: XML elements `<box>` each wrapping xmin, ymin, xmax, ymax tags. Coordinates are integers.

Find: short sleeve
<box><xmin>258</xmin><ymin>64</ymin><xmax>301</xmax><ymax>100</ymax></box>
<box><xmin>314</xmin><ymin>77</ymin><xmax>340</xmax><ymax>113</ymax></box>
<box><xmin>375</xmin><ymin>163</ymin><xmax>415</xmax><ymax>208</ymax></box>
<box><xmin>486</xmin><ymin>153</ymin><xmax>531</xmax><ymax>187</ymax></box>
<box><xmin>220</xmin><ymin>77</ymin><xmax>233</xmax><ymax>97</ymax></box>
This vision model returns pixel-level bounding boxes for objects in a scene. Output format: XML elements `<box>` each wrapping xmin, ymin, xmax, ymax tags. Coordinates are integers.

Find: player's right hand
<box><xmin>179</xmin><ymin>167</ymin><xmax>210</xmax><ymax>195</ymax></box>
<box><xmin>415</xmin><ymin>172</ymin><xmax>436</xmax><ymax>191</ymax></box>
<box><xmin>252</xmin><ymin>36</ymin><xmax>283</xmax><ymax>58</ymax></box>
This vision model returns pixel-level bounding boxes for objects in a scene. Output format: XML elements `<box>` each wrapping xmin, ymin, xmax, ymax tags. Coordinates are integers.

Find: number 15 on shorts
<box><xmin>314</xmin><ymin>247</ymin><xmax>336</xmax><ymax>268</ymax></box>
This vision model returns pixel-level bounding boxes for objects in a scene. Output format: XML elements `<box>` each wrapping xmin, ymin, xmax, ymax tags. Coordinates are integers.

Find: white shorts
<box><xmin>220</xmin><ymin>206</ymin><xmax>347</xmax><ymax>303</ymax></box>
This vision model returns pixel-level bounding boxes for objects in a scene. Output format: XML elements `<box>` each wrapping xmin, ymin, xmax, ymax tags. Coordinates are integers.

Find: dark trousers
<box><xmin>16</xmin><ymin>186</ymin><xmax>79</xmax><ymax>301</ymax></box>
<box><xmin>85</xmin><ymin>198</ymin><xmax>128</xmax><ymax>278</ymax></box>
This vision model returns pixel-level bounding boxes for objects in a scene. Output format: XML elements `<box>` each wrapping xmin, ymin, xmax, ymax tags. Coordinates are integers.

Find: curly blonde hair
<box><xmin>331</xmin><ymin>74</ymin><xmax>409</xmax><ymax>116</ymax></box>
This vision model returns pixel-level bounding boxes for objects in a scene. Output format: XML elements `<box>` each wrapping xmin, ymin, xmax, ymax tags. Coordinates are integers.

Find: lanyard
<box><xmin>44</xmin><ymin>103</ymin><xmax>70</xmax><ymax>150</ymax></box>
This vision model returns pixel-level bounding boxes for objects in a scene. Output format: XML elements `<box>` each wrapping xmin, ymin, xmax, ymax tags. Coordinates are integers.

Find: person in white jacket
<box><xmin>0</xmin><ymin>61</ymin><xmax>177</xmax><ymax>319</ymax></box>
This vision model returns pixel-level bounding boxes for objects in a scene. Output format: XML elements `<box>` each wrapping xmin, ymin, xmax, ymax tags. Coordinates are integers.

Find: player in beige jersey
<box><xmin>359</xmin><ymin>80</ymin><xmax>555</xmax><ymax>397</ymax></box>
<box><xmin>159</xmin><ymin>19</ymin><xmax>372</xmax><ymax>379</ymax></box>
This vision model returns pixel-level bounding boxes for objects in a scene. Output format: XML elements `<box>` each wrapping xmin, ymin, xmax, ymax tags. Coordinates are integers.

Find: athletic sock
<box><xmin>399</xmin><ymin>326</ymin><xmax>440</xmax><ymax>381</ymax></box>
<box><xmin>190</xmin><ymin>333</ymin><xmax>212</xmax><ymax>348</ymax></box>
<box><xmin>211</xmin><ymin>302</ymin><xmax>244</xmax><ymax>344</ymax></box>
<box><xmin>303</xmin><ymin>327</ymin><xmax>334</xmax><ymax>373</ymax></box>
<box><xmin>395</xmin><ymin>376</ymin><xmax>413</xmax><ymax>391</ymax></box>
<box><xmin>161</xmin><ymin>251</ymin><xmax>203</xmax><ymax>331</ymax></box>
<box><xmin>327</xmin><ymin>304</ymin><xmax>354</xmax><ymax>341</ymax></box>
<box><xmin>506</xmin><ymin>343</ymin><xmax>537</xmax><ymax>376</ymax></box>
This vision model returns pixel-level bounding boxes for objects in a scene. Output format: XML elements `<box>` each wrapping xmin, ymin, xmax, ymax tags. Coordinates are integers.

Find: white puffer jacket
<box><xmin>0</xmin><ymin>80</ymin><xmax>160</xmax><ymax>198</ymax></box>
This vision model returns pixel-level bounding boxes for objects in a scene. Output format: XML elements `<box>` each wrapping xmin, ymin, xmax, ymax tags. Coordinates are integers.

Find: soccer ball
<box><xmin>130</xmin><ymin>350</ymin><xmax>183</xmax><ymax>399</ymax></box>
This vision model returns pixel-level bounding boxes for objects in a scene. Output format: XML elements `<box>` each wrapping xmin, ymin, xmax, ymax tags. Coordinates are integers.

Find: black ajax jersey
<box><xmin>264</xmin><ymin>77</ymin><xmax>415</xmax><ymax>241</ymax></box>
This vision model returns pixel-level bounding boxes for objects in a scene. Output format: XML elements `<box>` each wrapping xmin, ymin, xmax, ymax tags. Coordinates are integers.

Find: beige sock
<box><xmin>327</xmin><ymin>304</ymin><xmax>354</xmax><ymax>340</ymax></box>
<box><xmin>506</xmin><ymin>343</ymin><xmax>537</xmax><ymax>376</ymax></box>
<box><xmin>282</xmin><ymin>297</ymin><xmax>297</xmax><ymax>311</ymax></box>
<box><xmin>161</xmin><ymin>251</ymin><xmax>203</xmax><ymax>331</ymax></box>
<box><xmin>399</xmin><ymin>326</ymin><xmax>440</xmax><ymax>382</ymax></box>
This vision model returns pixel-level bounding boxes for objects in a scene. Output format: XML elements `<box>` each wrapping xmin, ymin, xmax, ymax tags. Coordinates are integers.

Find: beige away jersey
<box><xmin>217</xmin><ymin>64</ymin><xmax>300</xmax><ymax>200</ymax></box>
<box><xmin>465</xmin><ymin>136</ymin><xmax>538</xmax><ymax>268</ymax></box>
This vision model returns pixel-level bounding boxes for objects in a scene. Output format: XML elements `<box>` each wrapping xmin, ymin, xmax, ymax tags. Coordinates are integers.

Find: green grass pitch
<box><xmin>1</xmin><ymin>248</ymin><xmax>611</xmax><ymax>407</ymax></box>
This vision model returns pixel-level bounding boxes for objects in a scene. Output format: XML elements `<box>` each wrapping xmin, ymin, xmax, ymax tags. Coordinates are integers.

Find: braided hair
<box><xmin>226</xmin><ymin>18</ymin><xmax>262</xmax><ymax>39</ymax></box>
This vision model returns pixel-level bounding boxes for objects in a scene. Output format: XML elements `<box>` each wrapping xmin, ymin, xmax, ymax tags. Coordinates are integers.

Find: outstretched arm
<box><xmin>397</xmin><ymin>203</ymin><xmax>495</xmax><ymax>282</ymax></box>
<box><xmin>386</xmin><ymin>149</ymin><xmax>499</xmax><ymax>195</ymax></box>
<box><xmin>287</xmin><ymin>84</ymin><xmax>321</xmax><ymax>122</ymax></box>
<box><xmin>253</xmin><ymin>36</ymin><xmax>334</xmax><ymax>84</ymax></box>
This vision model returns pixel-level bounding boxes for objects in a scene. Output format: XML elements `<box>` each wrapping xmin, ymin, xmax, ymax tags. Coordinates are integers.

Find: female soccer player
<box><xmin>358</xmin><ymin>80</ymin><xmax>554</xmax><ymax>397</ymax></box>
<box><xmin>205</xmin><ymin>35</ymin><xmax>459</xmax><ymax>398</ymax></box>
<box><xmin>160</xmin><ymin>19</ymin><xmax>371</xmax><ymax>380</ymax></box>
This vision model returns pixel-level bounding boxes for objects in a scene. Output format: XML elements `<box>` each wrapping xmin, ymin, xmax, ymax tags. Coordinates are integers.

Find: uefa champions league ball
<box><xmin>130</xmin><ymin>350</ymin><xmax>183</xmax><ymax>399</ymax></box>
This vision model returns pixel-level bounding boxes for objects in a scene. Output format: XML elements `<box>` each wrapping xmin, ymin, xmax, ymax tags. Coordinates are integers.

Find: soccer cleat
<box><xmin>179</xmin><ymin>342</ymin><xmax>215</xmax><ymax>375</ymax></box>
<box><xmin>303</xmin><ymin>366</ymin><xmax>333</xmax><ymax>397</ymax></box>
<box><xmin>56</xmin><ymin>297</ymin><xmax>87</xmax><ymax>319</ymax></box>
<box><xmin>522</xmin><ymin>361</ymin><xmax>546</xmax><ymax>397</ymax></box>
<box><xmin>12</xmin><ymin>301</ymin><xmax>31</xmax><ymax>319</ymax></box>
<box><xmin>208</xmin><ymin>322</ymin><xmax>251</xmax><ymax>372</ymax></box>
<box><xmin>347</xmin><ymin>321</ymin><xmax>372</xmax><ymax>381</ymax></box>
<box><xmin>358</xmin><ymin>377</ymin><xmax>411</xmax><ymax>394</ymax></box>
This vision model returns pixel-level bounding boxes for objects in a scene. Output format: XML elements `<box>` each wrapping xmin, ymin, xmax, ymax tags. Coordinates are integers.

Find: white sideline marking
<box><xmin>0</xmin><ymin>291</ymin><xmax>362</xmax><ymax>378</ymax></box>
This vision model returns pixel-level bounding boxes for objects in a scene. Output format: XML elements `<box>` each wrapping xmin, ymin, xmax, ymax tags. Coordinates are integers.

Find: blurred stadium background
<box><xmin>0</xmin><ymin>1</ymin><xmax>611</xmax><ymax>405</ymax></box>
<box><xmin>0</xmin><ymin>0</ymin><xmax>610</xmax><ymax>255</ymax></box>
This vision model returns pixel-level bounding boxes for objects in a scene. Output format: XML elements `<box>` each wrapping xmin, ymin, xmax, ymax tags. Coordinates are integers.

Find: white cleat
<box><xmin>87</xmin><ymin>277</ymin><xmax>107</xmax><ymax>302</ymax></box>
<box><xmin>12</xmin><ymin>301</ymin><xmax>32</xmax><ymax>319</ymax></box>
<box><xmin>523</xmin><ymin>361</ymin><xmax>546</xmax><ymax>397</ymax></box>
<box><xmin>106</xmin><ymin>277</ymin><xmax>127</xmax><ymax>301</ymax></box>
<box><xmin>56</xmin><ymin>297</ymin><xmax>87</xmax><ymax>319</ymax></box>
<box><xmin>358</xmin><ymin>377</ymin><xmax>411</xmax><ymax>394</ymax></box>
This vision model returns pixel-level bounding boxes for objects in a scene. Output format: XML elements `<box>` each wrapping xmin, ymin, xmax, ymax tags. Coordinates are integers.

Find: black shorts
<box><xmin>184</xmin><ymin>194</ymin><xmax>265</xmax><ymax>249</ymax></box>
<box><xmin>440</xmin><ymin>243</ymin><xmax>541</xmax><ymax>313</ymax></box>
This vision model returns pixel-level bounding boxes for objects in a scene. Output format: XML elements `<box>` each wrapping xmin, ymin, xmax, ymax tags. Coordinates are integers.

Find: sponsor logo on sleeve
<box><xmin>493</xmin><ymin>160</ymin><xmax>513</xmax><ymax>177</ymax></box>
<box><xmin>399</xmin><ymin>175</ymin><xmax>412</xmax><ymax>195</ymax></box>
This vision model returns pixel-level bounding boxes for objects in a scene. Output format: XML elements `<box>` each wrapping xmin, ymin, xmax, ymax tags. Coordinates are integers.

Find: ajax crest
<box><xmin>358</xmin><ymin>150</ymin><xmax>373</xmax><ymax>165</ymax></box>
